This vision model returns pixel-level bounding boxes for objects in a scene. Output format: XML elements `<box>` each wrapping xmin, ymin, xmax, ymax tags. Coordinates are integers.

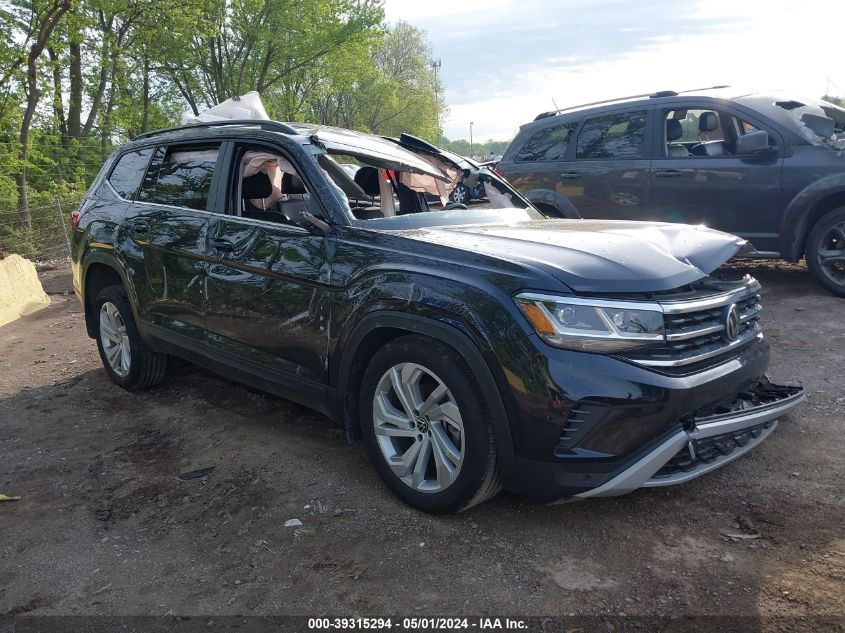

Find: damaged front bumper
<box><xmin>573</xmin><ymin>380</ymin><xmax>805</xmax><ymax>499</ymax></box>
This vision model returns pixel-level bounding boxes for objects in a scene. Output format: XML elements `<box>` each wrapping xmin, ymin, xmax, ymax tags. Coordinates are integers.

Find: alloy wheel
<box><xmin>372</xmin><ymin>362</ymin><xmax>465</xmax><ymax>493</ymax></box>
<box><xmin>99</xmin><ymin>301</ymin><xmax>131</xmax><ymax>378</ymax></box>
<box><xmin>816</xmin><ymin>220</ymin><xmax>845</xmax><ymax>287</ymax></box>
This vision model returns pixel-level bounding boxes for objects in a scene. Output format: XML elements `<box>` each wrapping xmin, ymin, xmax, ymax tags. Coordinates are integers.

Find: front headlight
<box><xmin>515</xmin><ymin>293</ymin><xmax>664</xmax><ymax>353</ymax></box>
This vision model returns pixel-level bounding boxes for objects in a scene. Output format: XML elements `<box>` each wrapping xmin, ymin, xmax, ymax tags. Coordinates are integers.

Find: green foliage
<box><xmin>438</xmin><ymin>137</ymin><xmax>513</xmax><ymax>159</ymax></box>
<box><xmin>0</xmin><ymin>0</ymin><xmax>447</xmax><ymax>249</ymax></box>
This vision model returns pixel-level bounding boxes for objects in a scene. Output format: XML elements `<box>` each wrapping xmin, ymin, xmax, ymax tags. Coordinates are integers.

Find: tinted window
<box><xmin>138</xmin><ymin>145</ymin><xmax>220</xmax><ymax>210</ymax></box>
<box><xmin>108</xmin><ymin>148</ymin><xmax>154</xmax><ymax>199</ymax></box>
<box><xmin>516</xmin><ymin>122</ymin><xmax>577</xmax><ymax>162</ymax></box>
<box><xmin>576</xmin><ymin>111</ymin><xmax>648</xmax><ymax>159</ymax></box>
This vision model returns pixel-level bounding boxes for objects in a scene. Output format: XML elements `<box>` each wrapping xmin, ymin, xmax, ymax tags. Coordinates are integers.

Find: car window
<box><xmin>108</xmin><ymin>147</ymin><xmax>154</xmax><ymax>199</ymax></box>
<box><xmin>664</xmin><ymin>109</ymin><xmax>726</xmax><ymax>145</ymax></box>
<box><xmin>138</xmin><ymin>144</ymin><xmax>221</xmax><ymax>211</ymax></box>
<box><xmin>234</xmin><ymin>147</ymin><xmax>313</xmax><ymax>226</ymax></box>
<box><xmin>515</xmin><ymin>122</ymin><xmax>577</xmax><ymax>162</ymax></box>
<box><xmin>576</xmin><ymin>110</ymin><xmax>648</xmax><ymax>159</ymax></box>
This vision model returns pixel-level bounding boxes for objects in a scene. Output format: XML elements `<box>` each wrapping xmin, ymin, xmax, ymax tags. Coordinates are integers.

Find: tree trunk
<box><xmin>47</xmin><ymin>47</ymin><xmax>69</xmax><ymax>149</ymax></box>
<box><xmin>68</xmin><ymin>41</ymin><xmax>82</xmax><ymax>139</ymax></box>
<box><xmin>140</xmin><ymin>54</ymin><xmax>150</xmax><ymax>134</ymax></box>
<box><xmin>17</xmin><ymin>70</ymin><xmax>40</xmax><ymax>231</ymax></box>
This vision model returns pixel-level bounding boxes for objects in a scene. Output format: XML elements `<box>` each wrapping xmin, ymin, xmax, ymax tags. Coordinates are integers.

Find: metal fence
<box><xmin>0</xmin><ymin>200</ymin><xmax>74</xmax><ymax>263</ymax></box>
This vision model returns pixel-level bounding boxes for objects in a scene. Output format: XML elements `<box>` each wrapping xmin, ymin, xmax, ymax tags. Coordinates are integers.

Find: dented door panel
<box><xmin>204</xmin><ymin>217</ymin><xmax>331</xmax><ymax>382</ymax></box>
<box><xmin>129</xmin><ymin>203</ymin><xmax>209</xmax><ymax>332</ymax></box>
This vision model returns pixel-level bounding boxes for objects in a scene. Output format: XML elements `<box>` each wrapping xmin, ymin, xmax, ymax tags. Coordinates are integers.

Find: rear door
<box><xmin>561</xmin><ymin>107</ymin><xmax>653</xmax><ymax>219</ymax></box>
<box><xmin>202</xmin><ymin>141</ymin><xmax>333</xmax><ymax>388</ymax></box>
<box><xmin>130</xmin><ymin>142</ymin><xmax>223</xmax><ymax>333</ymax></box>
<box><xmin>649</xmin><ymin>104</ymin><xmax>784</xmax><ymax>252</ymax></box>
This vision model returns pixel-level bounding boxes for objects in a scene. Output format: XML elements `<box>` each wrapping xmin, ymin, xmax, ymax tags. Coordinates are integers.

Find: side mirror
<box><xmin>736</xmin><ymin>130</ymin><xmax>772</xmax><ymax>155</ymax></box>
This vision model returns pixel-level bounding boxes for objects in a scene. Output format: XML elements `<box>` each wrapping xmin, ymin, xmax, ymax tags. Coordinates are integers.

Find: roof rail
<box><xmin>134</xmin><ymin>119</ymin><xmax>299</xmax><ymax>140</ymax></box>
<box><xmin>533</xmin><ymin>85</ymin><xmax>731</xmax><ymax>121</ymax></box>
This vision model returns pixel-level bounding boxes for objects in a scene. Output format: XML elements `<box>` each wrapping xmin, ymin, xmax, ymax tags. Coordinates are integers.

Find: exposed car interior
<box><xmin>236</xmin><ymin>149</ymin><xmax>310</xmax><ymax>224</ymax></box>
<box><xmin>663</xmin><ymin>109</ymin><xmax>763</xmax><ymax>157</ymax></box>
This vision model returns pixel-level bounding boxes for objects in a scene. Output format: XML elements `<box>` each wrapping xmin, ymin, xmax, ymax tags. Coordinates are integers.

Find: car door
<box><xmin>557</xmin><ymin>107</ymin><xmax>653</xmax><ymax>219</ymax></box>
<box><xmin>129</xmin><ymin>142</ymin><xmax>223</xmax><ymax>333</ymax></box>
<box><xmin>648</xmin><ymin>105</ymin><xmax>784</xmax><ymax>252</ymax></box>
<box><xmin>202</xmin><ymin>142</ymin><xmax>333</xmax><ymax>385</ymax></box>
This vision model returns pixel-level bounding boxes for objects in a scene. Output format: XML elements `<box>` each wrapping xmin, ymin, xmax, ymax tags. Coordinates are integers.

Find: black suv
<box><xmin>71</xmin><ymin>119</ymin><xmax>804</xmax><ymax>513</ymax></box>
<box><xmin>498</xmin><ymin>89</ymin><xmax>845</xmax><ymax>296</ymax></box>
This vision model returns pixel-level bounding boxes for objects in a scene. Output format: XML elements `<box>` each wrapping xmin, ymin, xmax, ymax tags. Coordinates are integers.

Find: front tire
<box><xmin>94</xmin><ymin>285</ymin><xmax>169</xmax><ymax>390</ymax></box>
<box><xmin>806</xmin><ymin>206</ymin><xmax>845</xmax><ymax>297</ymax></box>
<box><xmin>359</xmin><ymin>335</ymin><xmax>501</xmax><ymax>513</ymax></box>
<box><xmin>449</xmin><ymin>183</ymin><xmax>470</xmax><ymax>205</ymax></box>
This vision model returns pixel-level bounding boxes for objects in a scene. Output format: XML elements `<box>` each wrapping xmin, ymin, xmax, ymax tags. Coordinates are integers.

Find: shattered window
<box><xmin>139</xmin><ymin>145</ymin><xmax>221</xmax><ymax>211</ymax></box>
<box><xmin>515</xmin><ymin>122</ymin><xmax>577</xmax><ymax>162</ymax></box>
<box><xmin>576</xmin><ymin>110</ymin><xmax>648</xmax><ymax>159</ymax></box>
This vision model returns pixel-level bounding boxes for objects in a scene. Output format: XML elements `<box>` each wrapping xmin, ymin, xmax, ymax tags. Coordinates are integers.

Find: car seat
<box><xmin>690</xmin><ymin>112</ymin><xmax>727</xmax><ymax>156</ymax></box>
<box><xmin>666</xmin><ymin>119</ymin><xmax>689</xmax><ymax>157</ymax></box>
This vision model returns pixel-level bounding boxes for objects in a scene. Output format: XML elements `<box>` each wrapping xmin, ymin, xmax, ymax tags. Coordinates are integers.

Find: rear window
<box><xmin>515</xmin><ymin>122</ymin><xmax>577</xmax><ymax>162</ymax></box>
<box><xmin>108</xmin><ymin>148</ymin><xmax>154</xmax><ymax>199</ymax></box>
<box><xmin>138</xmin><ymin>145</ymin><xmax>221</xmax><ymax>210</ymax></box>
<box><xmin>576</xmin><ymin>110</ymin><xmax>648</xmax><ymax>159</ymax></box>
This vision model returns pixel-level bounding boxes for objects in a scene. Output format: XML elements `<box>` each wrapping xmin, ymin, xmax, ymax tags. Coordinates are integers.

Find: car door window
<box><xmin>231</xmin><ymin>146</ymin><xmax>313</xmax><ymax>226</ymax></box>
<box><xmin>576</xmin><ymin>110</ymin><xmax>648</xmax><ymax>159</ymax></box>
<box><xmin>138</xmin><ymin>144</ymin><xmax>221</xmax><ymax>210</ymax></box>
<box><xmin>662</xmin><ymin>109</ymin><xmax>766</xmax><ymax>157</ymax></box>
<box><xmin>516</xmin><ymin>122</ymin><xmax>578</xmax><ymax>162</ymax></box>
<box><xmin>108</xmin><ymin>147</ymin><xmax>155</xmax><ymax>200</ymax></box>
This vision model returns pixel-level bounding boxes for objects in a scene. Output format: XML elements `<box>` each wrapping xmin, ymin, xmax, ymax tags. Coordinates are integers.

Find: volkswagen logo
<box><xmin>723</xmin><ymin>303</ymin><xmax>740</xmax><ymax>342</ymax></box>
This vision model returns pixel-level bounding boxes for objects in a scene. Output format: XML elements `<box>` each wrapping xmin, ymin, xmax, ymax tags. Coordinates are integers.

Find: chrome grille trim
<box><xmin>633</xmin><ymin>330</ymin><xmax>763</xmax><ymax>368</ymax></box>
<box><xmin>658</xmin><ymin>278</ymin><xmax>761</xmax><ymax>314</ymax></box>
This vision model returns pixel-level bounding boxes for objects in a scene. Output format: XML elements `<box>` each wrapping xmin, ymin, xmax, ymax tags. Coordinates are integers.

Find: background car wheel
<box><xmin>359</xmin><ymin>335</ymin><xmax>501</xmax><ymax>513</ymax></box>
<box><xmin>806</xmin><ymin>206</ymin><xmax>845</xmax><ymax>298</ymax></box>
<box><xmin>449</xmin><ymin>183</ymin><xmax>470</xmax><ymax>205</ymax></box>
<box><xmin>94</xmin><ymin>285</ymin><xmax>169</xmax><ymax>390</ymax></box>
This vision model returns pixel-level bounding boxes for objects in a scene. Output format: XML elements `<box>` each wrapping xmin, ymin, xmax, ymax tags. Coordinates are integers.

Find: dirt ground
<box><xmin>0</xmin><ymin>261</ymin><xmax>843</xmax><ymax>622</ymax></box>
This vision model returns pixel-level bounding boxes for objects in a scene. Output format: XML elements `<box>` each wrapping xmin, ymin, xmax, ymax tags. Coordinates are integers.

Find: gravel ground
<box><xmin>0</xmin><ymin>261</ymin><xmax>843</xmax><ymax>623</ymax></box>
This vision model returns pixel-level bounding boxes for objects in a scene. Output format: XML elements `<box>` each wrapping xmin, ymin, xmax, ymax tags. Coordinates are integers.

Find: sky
<box><xmin>383</xmin><ymin>0</ymin><xmax>845</xmax><ymax>142</ymax></box>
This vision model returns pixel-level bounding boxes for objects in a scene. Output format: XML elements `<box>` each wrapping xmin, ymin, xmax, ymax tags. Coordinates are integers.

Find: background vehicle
<box><xmin>71</xmin><ymin>117</ymin><xmax>803</xmax><ymax>513</ymax></box>
<box><xmin>498</xmin><ymin>88</ymin><xmax>845</xmax><ymax>296</ymax></box>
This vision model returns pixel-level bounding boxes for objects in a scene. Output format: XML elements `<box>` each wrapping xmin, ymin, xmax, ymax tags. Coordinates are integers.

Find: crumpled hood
<box><xmin>401</xmin><ymin>220</ymin><xmax>751</xmax><ymax>293</ymax></box>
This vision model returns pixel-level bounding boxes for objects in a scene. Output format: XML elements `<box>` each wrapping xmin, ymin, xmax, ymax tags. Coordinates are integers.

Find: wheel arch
<box><xmin>781</xmin><ymin>178</ymin><xmax>845</xmax><ymax>261</ymax></box>
<box><xmin>335</xmin><ymin>311</ymin><xmax>519</xmax><ymax>490</ymax></box>
<box><xmin>81</xmin><ymin>251</ymin><xmax>137</xmax><ymax>338</ymax></box>
<box><xmin>523</xmin><ymin>189</ymin><xmax>581</xmax><ymax>218</ymax></box>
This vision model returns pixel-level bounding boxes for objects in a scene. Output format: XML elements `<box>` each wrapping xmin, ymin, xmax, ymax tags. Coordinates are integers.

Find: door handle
<box><xmin>559</xmin><ymin>171</ymin><xmax>582</xmax><ymax>180</ymax></box>
<box><xmin>655</xmin><ymin>169</ymin><xmax>683</xmax><ymax>178</ymax></box>
<box><xmin>210</xmin><ymin>238</ymin><xmax>235</xmax><ymax>252</ymax></box>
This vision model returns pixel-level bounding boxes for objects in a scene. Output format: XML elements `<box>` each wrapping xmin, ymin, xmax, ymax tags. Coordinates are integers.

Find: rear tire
<box><xmin>806</xmin><ymin>206</ymin><xmax>845</xmax><ymax>298</ymax></box>
<box><xmin>93</xmin><ymin>285</ymin><xmax>169</xmax><ymax>390</ymax></box>
<box><xmin>359</xmin><ymin>335</ymin><xmax>501</xmax><ymax>513</ymax></box>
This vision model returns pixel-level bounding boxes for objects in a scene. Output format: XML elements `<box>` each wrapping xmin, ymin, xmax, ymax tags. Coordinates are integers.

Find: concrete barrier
<box><xmin>0</xmin><ymin>254</ymin><xmax>51</xmax><ymax>327</ymax></box>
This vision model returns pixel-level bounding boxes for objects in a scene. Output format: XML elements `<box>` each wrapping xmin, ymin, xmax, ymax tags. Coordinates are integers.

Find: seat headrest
<box><xmin>666</xmin><ymin>119</ymin><xmax>683</xmax><ymax>142</ymax></box>
<box><xmin>354</xmin><ymin>166</ymin><xmax>381</xmax><ymax>197</ymax></box>
<box><xmin>699</xmin><ymin>111</ymin><xmax>719</xmax><ymax>133</ymax></box>
<box><xmin>282</xmin><ymin>172</ymin><xmax>307</xmax><ymax>195</ymax></box>
<box><xmin>242</xmin><ymin>172</ymin><xmax>273</xmax><ymax>199</ymax></box>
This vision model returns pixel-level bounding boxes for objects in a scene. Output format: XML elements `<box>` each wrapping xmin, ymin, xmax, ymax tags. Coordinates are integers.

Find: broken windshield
<box><xmin>775</xmin><ymin>96</ymin><xmax>845</xmax><ymax>149</ymax></box>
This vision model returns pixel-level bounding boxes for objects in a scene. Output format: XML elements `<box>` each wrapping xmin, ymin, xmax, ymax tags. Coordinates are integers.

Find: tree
<box><xmin>2</xmin><ymin>0</ymin><xmax>74</xmax><ymax>229</ymax></box>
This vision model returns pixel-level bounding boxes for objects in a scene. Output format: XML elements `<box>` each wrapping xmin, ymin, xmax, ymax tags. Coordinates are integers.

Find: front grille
<box><xmin>624</xmin><ymin>277</ymin><xmax>762</xmax><ymax>368</ymax></box>
<box><xmin>652</xmin><ymin>420</ymin><xmax>774</xmax><ymax>478</ymax></box>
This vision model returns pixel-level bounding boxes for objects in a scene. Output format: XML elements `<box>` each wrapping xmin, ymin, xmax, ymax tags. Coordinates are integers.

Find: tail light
<box><xmin>70</xmin><ymin>210</ymin><xmax>82</xmax><ymax>230</ymax></box>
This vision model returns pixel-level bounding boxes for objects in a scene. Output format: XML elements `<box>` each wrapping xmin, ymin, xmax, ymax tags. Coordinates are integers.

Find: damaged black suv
<box><xmin>71</xmin><ymin>118</ymin><xmax>804</xmax><ymax>513</ymax></box>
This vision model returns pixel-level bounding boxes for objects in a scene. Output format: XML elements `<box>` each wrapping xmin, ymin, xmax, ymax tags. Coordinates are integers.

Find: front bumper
<box><xmin>572</xmin><ymin>382</ymin><xmax>805</xmax><ymax>499</ymax></box>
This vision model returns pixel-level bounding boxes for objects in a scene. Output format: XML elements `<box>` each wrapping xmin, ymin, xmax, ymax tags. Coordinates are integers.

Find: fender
<box><xmin>779</xmin><ymin>173</ymin><xmax>845</xmax><ymax>261</ymax></box>
<box><xmin>335</xmin><ymin>310</ymin><xmax>519</xmax><ymax>491</ymax></box>
<box><xmin>80</xmin><ymin>248</ymin><xmax>141</xmax><ymax>337</ymax></box>
<box><xmin>522</xmin><ymin>188</ymin><xmax>581</xmax><ymax>218</ymax></box>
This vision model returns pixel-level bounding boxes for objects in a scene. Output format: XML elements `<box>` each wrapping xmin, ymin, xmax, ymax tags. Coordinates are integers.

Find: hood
<box><xmin>399</xmin><ymin>220</ymin><xmax>750</xmax><ymax>293</ymax></box>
